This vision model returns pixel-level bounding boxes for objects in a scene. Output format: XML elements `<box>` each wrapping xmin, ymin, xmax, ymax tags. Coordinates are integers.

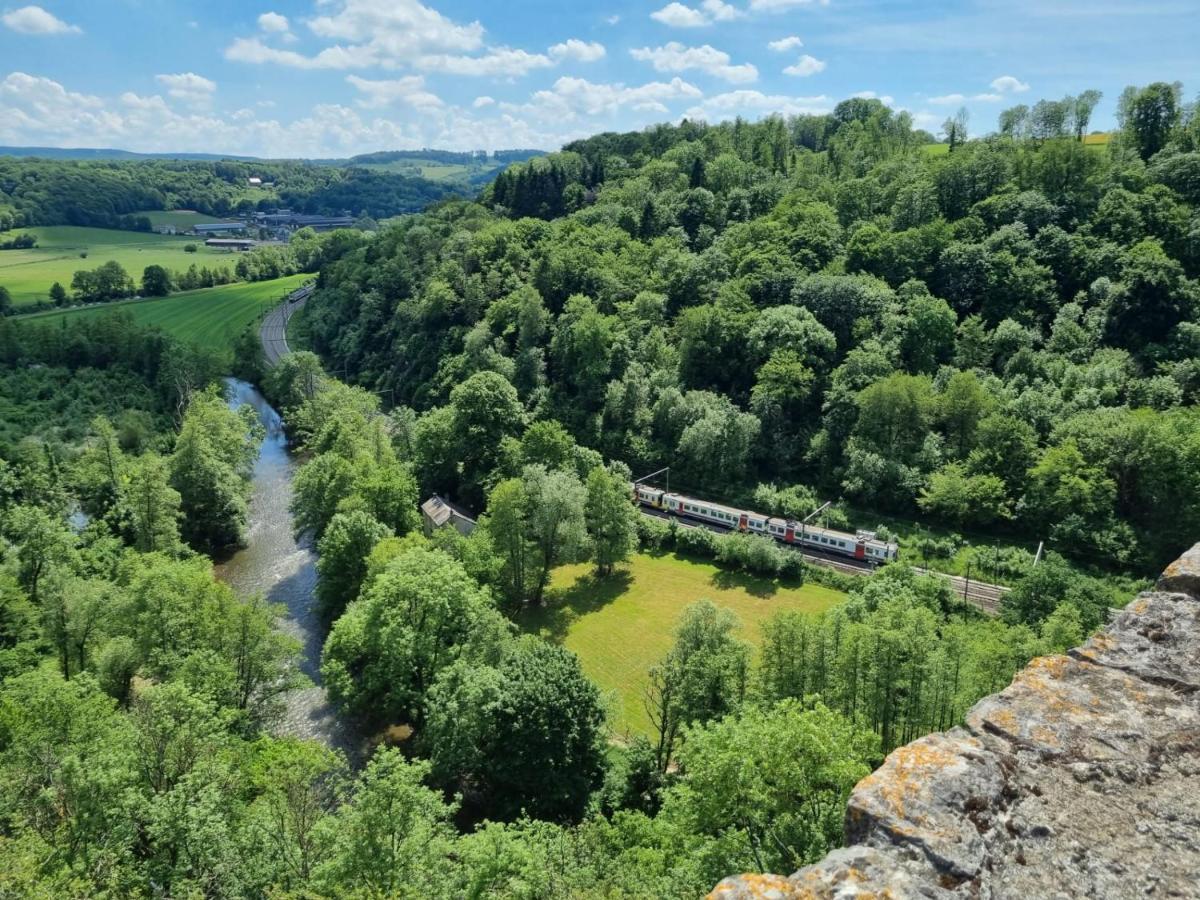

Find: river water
<box><xmin>214</xmin><ymin>378</ymin><xmax>358</xmax><ymax>757</ymax></box>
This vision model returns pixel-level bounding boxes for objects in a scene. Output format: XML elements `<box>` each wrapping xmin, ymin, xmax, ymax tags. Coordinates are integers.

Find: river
<box><xmin>214</xmin><ymin>378</ymin><xmax>359</xmax><ymax>757</ymax></box>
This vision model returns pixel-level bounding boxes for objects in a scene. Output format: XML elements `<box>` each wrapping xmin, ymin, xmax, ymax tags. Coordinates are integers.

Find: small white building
<box><xmin>247</xmin><ymin>176</ymin><xmax>263</xmax><ymax>187</ymax></box>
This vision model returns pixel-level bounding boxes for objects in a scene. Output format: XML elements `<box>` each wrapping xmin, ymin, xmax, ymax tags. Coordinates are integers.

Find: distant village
<box><xmin>153</xmin><ymin>176</ymin><xmax>357</xmax><ymax>251</ymax></box>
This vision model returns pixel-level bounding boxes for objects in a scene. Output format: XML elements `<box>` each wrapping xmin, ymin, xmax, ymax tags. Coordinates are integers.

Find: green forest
<box><xmin>0</xmin><ymin>79</ymin><xmax>1198</xmax><ymax>898</ymax></box>
<box><xmin>301</xmin><ymin>84</ymin><xmax>1200</xmax><ymax>572</ymax></box>
<box><xmin>0</xmin><ymin>156</ymin><xmax>464</xmax><ymax>232</ymax></box>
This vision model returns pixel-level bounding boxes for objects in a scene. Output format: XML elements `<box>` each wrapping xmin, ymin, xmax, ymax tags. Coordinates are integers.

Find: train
<box><xmin>633</xmin><ymin>485</ymin><xmax>899</xmax><ymax>564</ymax></box>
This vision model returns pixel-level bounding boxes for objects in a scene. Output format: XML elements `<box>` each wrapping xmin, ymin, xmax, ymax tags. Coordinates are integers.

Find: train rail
<box><xmin>260</xmin><ymin>284</ymin><xmax>313</xmax><ymax>367</ymax></box>
<box><xmin>641</xmin><ymin>507</ymin><xmax>1010</xmax><ymax>615</ymax></box>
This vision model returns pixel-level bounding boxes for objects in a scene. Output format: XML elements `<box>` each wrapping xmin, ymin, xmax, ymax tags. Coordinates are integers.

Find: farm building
<box><xmin>205</xmin><ymin>237</ymin><xmax>256</xmax><ymax>251</ymax></box>
<box><xmin>421</xmin><ymin>495</ymin><xmax>476</xmax><ymax>536</ymax></box>
<box><xmin>247</xmin><ymin>177</ymin><xmax>263</xmax><ymax>186</ymax></box>
<box><xmin>193</xmin><ymin>222</ymin><xmax>246</xmax><ymax>235</ymax></box>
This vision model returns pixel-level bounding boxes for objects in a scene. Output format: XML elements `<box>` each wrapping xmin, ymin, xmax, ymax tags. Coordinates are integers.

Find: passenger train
<box><xmin>634</xmin><ymin>485</ymin><xmax>899</xmax><ymax>564</ymax></box>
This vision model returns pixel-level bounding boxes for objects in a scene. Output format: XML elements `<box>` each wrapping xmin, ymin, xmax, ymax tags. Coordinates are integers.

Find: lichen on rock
<box><xmin>710</xmin><ymin>543</ymin><xmax>1200</xmax><ymax>900</ymax></box>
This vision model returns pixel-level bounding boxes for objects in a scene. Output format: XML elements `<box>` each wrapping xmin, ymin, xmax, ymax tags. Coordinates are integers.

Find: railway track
<box><xmin>641</xmin><ymin>508</ymin><xmax>1009</xmax><ymax>614</ymax></box>
<box><xmin>260</xmin><ymin>284</ymin><xmax>313</xmax><ymax>366</ymax></box>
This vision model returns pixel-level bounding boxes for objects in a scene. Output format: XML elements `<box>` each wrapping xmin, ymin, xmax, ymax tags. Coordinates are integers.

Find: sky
<box><xmin>0</xmin><ymin>0</ymin><xmax>1197</xmax><ymax>158</ymax></box>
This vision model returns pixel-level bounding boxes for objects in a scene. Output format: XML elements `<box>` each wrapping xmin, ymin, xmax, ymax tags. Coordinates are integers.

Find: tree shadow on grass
<box><xmin>520</xmin><ymin>569</ymin><xmax>634</xmax><ymax>643</ymax></box>
<box><xmin>709</xmin><ymin>568</ymin><xmax>779</xmax><ymax>599</ymax></box>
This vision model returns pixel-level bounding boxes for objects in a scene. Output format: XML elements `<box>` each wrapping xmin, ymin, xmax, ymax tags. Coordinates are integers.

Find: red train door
<box><xmin>855</xmin><ymin>542</ymin><xmax>866</xmax><ymax>560</ymax></box>
<box><xmin>784</xmin><ymin>524</ymin><xmax>795</xmax><ymax>543</ymax></box>
<box><xmin>738</xmin><ymin>512</ymin><xmax>748</xmax><ymax>532</ymax></box>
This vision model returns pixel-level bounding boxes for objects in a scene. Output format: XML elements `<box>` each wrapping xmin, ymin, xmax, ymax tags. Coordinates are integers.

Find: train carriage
<box><xmin>632</xmin><ymin>484</ymin><xmax>898</xmax><ymax>563</ymax></box>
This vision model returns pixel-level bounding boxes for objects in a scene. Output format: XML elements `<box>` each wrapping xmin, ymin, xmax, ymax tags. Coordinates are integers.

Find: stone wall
<box><xmin>710</xmin><ymin>544</ymin><xmax>1200</xmax><ymax>900</ymax></box>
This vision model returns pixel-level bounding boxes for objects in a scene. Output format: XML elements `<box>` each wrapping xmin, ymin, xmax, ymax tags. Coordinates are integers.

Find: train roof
<box><xmin>649</xmin><ymin>490</ymin><xmax>898</xmax><ymax>552</ymax></box>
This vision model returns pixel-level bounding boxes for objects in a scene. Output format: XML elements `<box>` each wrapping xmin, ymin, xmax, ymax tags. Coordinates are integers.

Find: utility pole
<box><xmin>798</xmin><ymin>501</ymin><xmax>832</xmax><ymax>560</ymax></box>
<box><xmin>962</xmin><ymin>561</ymin><xmax>972</xmax><ymax>603</ymax></box>
<box><xmin>633</xmin><ymin>467</ymin><xmax>671</xmax><ymax>493</ymax></box>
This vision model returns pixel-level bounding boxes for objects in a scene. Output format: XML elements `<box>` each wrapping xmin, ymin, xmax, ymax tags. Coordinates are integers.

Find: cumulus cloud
<box><xmin>990</xmin><ymin>75</ymin><xmax>1030</xmax><ymax>94</ymax></box>
<box><xmin>631</xmin><ymin>42</ymin><xmax>757</xmax><ymax>84</ymax></box>
<box><xmin>346</xmin><ymin>74</ymin><xmax>443</xmax><ymax>110</ymax></box>
<box><xmin>511</xmin><ymin>76</ymin><xmax>703</xmax><ymax>121</ymax></box>
<box><xmin>651</xmin><ymin>3</ymin><xmax>709</xmax><ymax>27</ymax></box>
<box><xmin>1</xmin><ymin>5</ymin><xmax>81</xmax><ymax>35</ymax></box>
<box><xmin>853</xmin><ymin>90</ymin><xmax>894</xmax><ymax>105</ymax></box>
<box><xmin>685</xmin><ymin>89</ymin><xmax>831</xmax><ymax>121</ymax></box>
<box><xmin>227</xmin><ymin>0</ymin><xmax>485</xmax><ymax>69</ymax></box>
<box><xmin>257</xmin><ymin>11</ymin><xmax>289</xmax><ymax>32</ymax></box>
<box><xmin>650</xmin><ymin>0</ymin><xmax>740</xmax><ymax>28</ymax></box>
<box><xmin>416</xmin><ymin>48</ymin><xmax>553</xmax><ymax>77</ymax></box>
<box><xmin>783</xmin><ymin>54</ymin><xmax>825</xmax><ymax>77</ymax></box>
<box><xmin>768</xmin><ymin>36</ymin><xmax>803</xmax><ymax>52</ymax></box>
<box><xmin>155</xmin><ymin>73</ymin><xmax>217</xmax><ymax>106</ymax></box>
<box><xmin>549</xmin><ymin>39</ymin><xmax>606</xmax><ymax>63</ymax></box>
<box><xmin>473</xmin><ymin>95</ymin><xmax>495</xmax><ymax>108</ymax></box>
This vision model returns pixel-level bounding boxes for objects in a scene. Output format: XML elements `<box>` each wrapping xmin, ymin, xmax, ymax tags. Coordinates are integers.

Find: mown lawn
<box><xmin>518</xmin><ymin>551</ymin><xmax>846</xmax><ymax>736</ymax></box>
<box><xmin>18</xmin><ymin>275</ymin><xmax>307</xmax><ymax>355</ymax></box>
<box><xmin>0</xmin><ymin>225</ymin><xmax>240</xmax><ymax>306</ymax></box>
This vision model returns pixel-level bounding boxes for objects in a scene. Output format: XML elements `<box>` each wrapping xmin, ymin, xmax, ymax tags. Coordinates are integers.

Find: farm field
<box><xmin>18</xmin><ymin>274</ymin><xmax>307</xmax><ymax>354</ymax></box>
<box><xmin>0</xmin><ymin>226</ymin><xmax>238</xmax><ymax>306</ymax></box>
<box><xmin>135</xmin><ymin>209</ymin><xmax>241</xmax><ymax>229</ymax></box>
<box><xmin>518</xmin><ymin>551</ymin><xmax>846</xmax><ymax>736</ymax></box>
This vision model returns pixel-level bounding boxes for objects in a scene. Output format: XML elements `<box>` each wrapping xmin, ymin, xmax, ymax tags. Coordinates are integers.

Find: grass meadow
<box><xmin>0</xmin><ymin>226</ymin><xmax>241</xmax><ymax>306</ymax></box>
<box><xmin>18</xmin><ymin>274</ymin><xmax>307</xmax><ymax>355</ymax></box>
<box><xmin>518</xmin><ymin>551</ymin><xmax>846</xmax><ymax>736</ymax></box>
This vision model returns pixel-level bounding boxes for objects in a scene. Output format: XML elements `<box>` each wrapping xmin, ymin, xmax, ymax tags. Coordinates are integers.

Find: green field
<box><xmin>135</xmin><ymin>209</ymin><xmax>241</xmax><ymax>229</ymax></box>
<box><xmin>518</xmin><ymin>551</ymin><xmax>846</xmax><ymax>736</ymax></box>
<box><xmin>18</xmin><ymin>275</ymin><xmax>306</xmax><ymax>354</ymax></box>
<box><xmin>0</xmin><ymin>226</ymin><xmax>239</xmax><ymax>306</ymax></box>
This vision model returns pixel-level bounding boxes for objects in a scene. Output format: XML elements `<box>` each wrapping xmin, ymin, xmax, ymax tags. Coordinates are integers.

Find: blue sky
<box><xmin>0</xmin><ymin>0</ymin><xmax>1197</xmax><ymax>157</ymax></box>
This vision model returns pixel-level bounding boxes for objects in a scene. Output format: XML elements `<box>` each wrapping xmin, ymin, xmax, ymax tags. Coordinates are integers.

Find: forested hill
<box><xmin>301</xmin><ymin>84</ymin><xmax>1200</xmax><ymax>572</ymax></box>
<box><xmin>0</xmin><ymin>157</ymin><xmax>463</xmax><ymax>230</ymax></box>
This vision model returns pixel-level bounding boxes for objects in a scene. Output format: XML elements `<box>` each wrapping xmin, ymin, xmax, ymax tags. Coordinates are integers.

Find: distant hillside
<box><xmin>0</xmin><ymin>146</ymin><xmax>262</xmax><ymax>162</ymax></box>
<box><xmin>0</xmin><ymin>145</ymin><xmax>546</xmax><ymax>167</ymax></box>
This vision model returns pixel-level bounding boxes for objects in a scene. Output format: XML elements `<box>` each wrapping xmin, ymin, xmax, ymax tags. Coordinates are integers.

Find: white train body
<box><xmin>633</xmin><ymin>485</ymin><xmax>898</xmax><ymax>563</ymax></box>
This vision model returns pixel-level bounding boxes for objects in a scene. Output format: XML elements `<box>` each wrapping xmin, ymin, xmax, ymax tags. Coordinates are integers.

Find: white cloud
<box><xmin>651</xmin><ymin>3</ymin><xmax>709</xmax><ymax>27</ymax></box>
<box><xmin>853</xmin><ymin>90</ymin><xmax>894</xmax><ymax>105</ymax></box>
<box><xmin>549</xmin><ymin>39</ymin><xmax>607</xmax><ymax>63</ymax></box>
<box><xmin>155</xmin><ymin>73</ymin><xmax>218</xmax><ymax>106</ymax></box>
<box><xmin>973</xmin><ymin>92</ymin><xmax>1002</xmax><ymax>102</ymax></box>
<box><xmin>257</xmin><ymin>11</ymin><xmax>289</xmax><ymax>32</ymax></box>
<box><xmin>513</xmin><ymin>76</ymin><xmax>703</xmax><ymax>121</ymax></box>
<box><xmin>749</xmin><ymin>0</ymin><xmax>829</xmax><ymax>9</ymax></box>
<box><xmin>606</xmin><ymin>15</ymin><xmax>621</xmax><ymax>25</ymax></box>
<box><xmin>783</xmin><ymin>54</ymin><xmax>825</xmax><ymax>77</ymax></box>
<box><xmin>685</xmin><ymin>89</ymin><xmax>832</xmax><ymax>121</ymax></box>
<box><xmin>1</xmin><ymin>5</ymin><xmax>81</xmax><ymax>35</ymax></box>
<box><xmin>416</xmin><ymin>48</ymin><xmax>553</xmax><ymax>77</ymax></box>
<box><xmin>929</xmin><ymin>93</ymin><xmax>966</xmax><ymax>106</ymax></box>
<box><xmin>768</xmin><ymin>35</ymin><xmax>803</xmax><ymax>52</ymax></box>
<box><xmin>473</xmin><ymin>95</ymin><xmax>495</xmax><ymax>108</ymax></box>
<box><xmin>650</xmin><ymin>0</ymin><xmax>741</xmax><ymax>28</ymax></box>
<box><xmin>701</xmin><ymin>0</ymin><xmax>743</xmax><ymax>22</ymax></box>
<box><xmin>990</xmin><ymin>74</ymin><xmax>1029</xmax><ymax>94</ymax></box>
<box><xmin>228</xmin><ymin>0</ymin><xmax>486</xmax><ymax>69</ymax></box>
<box><xmin>631</xmin><ymin>42</ymin><xmax>757</xmax><ymax>84</ymax></box>
<box><xmin>346</xmin><ymin>74</ymin><xmax>443</xmax><ymax>110</ymax></box>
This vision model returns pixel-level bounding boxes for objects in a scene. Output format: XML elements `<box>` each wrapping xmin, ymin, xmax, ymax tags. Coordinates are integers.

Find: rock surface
<box><xmin>710</xmin><ymin>544</ymin><xmax>1200</xmax><ymax>900</ymax></box>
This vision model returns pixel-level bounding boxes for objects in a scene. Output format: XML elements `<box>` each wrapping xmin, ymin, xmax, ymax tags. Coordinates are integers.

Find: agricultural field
<box><xmin>135</xmin><ymin>209</ymin><xmax>241</xmax><ymax>229</ymax></box>
<box><xmin>519</xmin><ymin>551</ymin><xmax>846</xmax><ymax>735</ymax></box>
<box><xmin>0</xmin><ymin>226</ymin><xmax>236</xmax><ymax>306</ymax></box>
<box><xmin>18</xmin><ymin>274</ymin><xmax>307</xmax><ymax>355</ymax></box>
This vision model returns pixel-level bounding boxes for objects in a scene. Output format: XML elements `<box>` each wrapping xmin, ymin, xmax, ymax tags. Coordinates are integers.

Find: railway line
<box><xmin>260</xmin><ymin>283</ymin><xmax>313</xmax><ymax>366</ymax></box>
<box><xmin>641</xmin><ymin>507</ymin><xmax>1010</xmax><ymax>614</ymax></box>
